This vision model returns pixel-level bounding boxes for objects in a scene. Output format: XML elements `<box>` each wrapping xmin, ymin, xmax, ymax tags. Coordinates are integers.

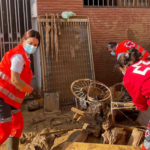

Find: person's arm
<box><xmin>132</xmin><ymin>97</ymin><xmax>148</xmax><ymax>111</ymax></box>
<box><xmin>124</xmin><ymin>78</ymin><xmax>148</xmax><ymax>111</ymax></box>
<box><xmin>10</xmin><ymin>54</ymin><xmax>33</xmax><ymax>94</ymax></box>
<box><xmin>11</xmin><ymin>71</ymin><xmax>33</xmax><ymax>93</ymax></box>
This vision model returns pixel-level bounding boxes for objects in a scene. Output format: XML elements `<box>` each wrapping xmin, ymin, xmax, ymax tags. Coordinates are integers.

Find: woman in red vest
<box><xmin>107</xmin><ymin>40</ymin><xmax>150</xmax><ymax>100</ymax></box>
<box><xmin>118</xmin><ymin>48</ymin><xmax>150</xmax><ymax>150</ymax></box>
<box><xmin>0</xmin><ymin>29</ymin><xmax>40</xmax><ymax>149</ymax></box>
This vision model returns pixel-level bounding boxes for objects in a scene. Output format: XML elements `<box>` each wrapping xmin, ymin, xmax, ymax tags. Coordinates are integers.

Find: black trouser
<box><xmin>0</xmin><ymin>98</ymin><xmax>17</xmax><ymax>121</ymax></box>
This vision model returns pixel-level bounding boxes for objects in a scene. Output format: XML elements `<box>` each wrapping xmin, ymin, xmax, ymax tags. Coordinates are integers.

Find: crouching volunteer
<box><xmin>0</xmin><ymin>29</ymin><xmax>40</xmax><ymax>149</ymax></box>
<box><xmin>117</xmin><ymin>47</ymin><xmax>150</xmax><ymax>150</ymax></box>
<box><xmin>107</xmin><ymin>40</ymin><xmax>150</xmax><ymax>61</ymax></box>
<box><xmin>107</xmin><ymin>40</ymin><xmax>150</xmax><ymax>100</ymax></box>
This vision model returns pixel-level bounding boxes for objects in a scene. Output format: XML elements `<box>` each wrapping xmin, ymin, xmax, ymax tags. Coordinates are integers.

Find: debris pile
<box><xmin>19</xmin><ymin>110</ymin><xmax>82</xmax><ymax>150</ymax></box>
<box><xmin>20</xmin><ymin>129</ymin><xmax>55</xmax><ymax>150</ymax></box>
<box><xmin>16</xmin><ymin>79</ymin><xmax>146</xmax><ymax>150</ymax></box>
<box><xmin>70</xmin><ymin>79</ymin><xmax>145</xmax><ymax>147</ymax></box>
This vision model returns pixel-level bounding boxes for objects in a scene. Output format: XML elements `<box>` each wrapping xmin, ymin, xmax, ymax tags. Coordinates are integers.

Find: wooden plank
<box><xmin>38</xmin><ymin>21</ymin><xmax>46</xmax><ymax>91</ymax></box>
<box><xmin>62</xmin><ymin>142</ymin><xmax>140</xmax><ymax>150</ymax></box>
<box><xmin>38</xmin><ymin>18</ymin><xmax>89</xmax><ymax>23</ymax></box>
<box><xmin>71</xmin><ymin>107</ymin><xmax>86</xmax><ymax>116</ymax></box>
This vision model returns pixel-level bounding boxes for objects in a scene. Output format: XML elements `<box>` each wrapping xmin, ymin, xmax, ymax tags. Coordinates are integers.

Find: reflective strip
<box><xmin>136</xmin><ymin>45</ymin><xmax>140</xmax><ymax>50</ymax></box>
<box><xmin>0</xmin><ymin>86</ymin><xmax>23</xmax><ymax>103</ymax></box>
<box><xmin>141</xmin><ymin>49</ymin><xmax>146</xmax><ymax>56</ymax></box>
<box><xmin>0</xmin><ymin>72</ymin><xmax>11</xmax><ymax>83</ymax></box>
<box><xmin>11</xmin><ymin>109</ymin><xmax>21</xmax><ymax>115</ymax></box>
<box><xmin>0</xmin><ymin>72</ymin><xmax>23</xmax><ymax>103</ymax></box>
<box><xmin>0</xmin><ymin>116</ymin><xmax>12</xmax><ymax>123</ymax></box>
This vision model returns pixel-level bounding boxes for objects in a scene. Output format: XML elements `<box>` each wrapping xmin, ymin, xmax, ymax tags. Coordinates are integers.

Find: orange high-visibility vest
<box><xmin>0</xmin><ymin>44</ymin><xmax>33</xmax><ymax>109</ymax></box>
<box><xmin>116</xmin><ymin>40</ymin><xmax>150</xmax><ymax>60</ymax></box>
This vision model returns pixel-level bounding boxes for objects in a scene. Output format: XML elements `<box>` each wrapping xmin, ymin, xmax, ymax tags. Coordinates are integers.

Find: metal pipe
<box><xmin>6</xmin><ymin>0</ymin><xmax>11</xmax><ymax>50</ymax></box>
<box><xmin>14</xmin><ymin>0</ymin><xmax>18</xmax><ymax>43</ymax></box>
<box><xmin>0</xmin><ymin>0</ymin><xmax>4</xmax><ymax>33</ymax></box>
<box><xmin>23</xmin><ymin>0</ymin><xmax>27</xmax><ymax>31</ymax></box>
<box><xmin>25</xmin><ymin>0</ymin><xmax>29</xmax><ymax>29</ymax></box>
<box><xmin>0</xmin><ymin>0</ymin><xmax>4</xmax><ymax>58</ymax></box>
<box><xmin>88</xmin><ymin>0</ymin><xmax>89</xmax><ymax>6</ymax></box>
<box><xmin>8</xmin><ymin>0</ymin><xmax>13</xmax><ymax>48</ymax></box>
<box><xmin>87</xmin><ymin>19</ymin><xmax>95</xmax><ymax>80</ymax></box>
<box><xmin>107</xmin><ymin>0</ymin><xmax>109</xmax><ymax>6</ymax></box>
<box><xmin>16</xmin><ymin>0</ymin><xmax>21</xmax><ymax>42</ymax></box>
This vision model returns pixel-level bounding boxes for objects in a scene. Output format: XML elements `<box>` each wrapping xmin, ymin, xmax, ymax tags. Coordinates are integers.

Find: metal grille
<box><xmin>38</xmin><ymin>15</ymin><xmax>95</xmax><ymax>109</ymax></box>
<box><xmin>83</xmin><ymin>0</ymin><xmax>150</xmax><ymax>7</ymax></box>
<box><xmin>0</xmin><ymin>0</ymin><xmax>32</xmax><ymax>60</ymax></box>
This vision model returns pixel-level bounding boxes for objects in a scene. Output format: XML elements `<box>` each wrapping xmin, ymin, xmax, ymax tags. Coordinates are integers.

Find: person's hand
<box><xmin>21</xmin><ymin>84</ymin><xmax>33</xmax><ymax>94</ymax></box>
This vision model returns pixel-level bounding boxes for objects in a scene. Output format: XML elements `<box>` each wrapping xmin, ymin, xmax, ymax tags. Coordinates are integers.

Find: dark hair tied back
<box><xmin>20</xmin><ymin>29</ymin><xmax>41</xmax><ymax>46</ymax></box>
<box><xmin>118</xmin><ymin>47</ymin><xmax>141</xmax><ymax>68</ymax></box>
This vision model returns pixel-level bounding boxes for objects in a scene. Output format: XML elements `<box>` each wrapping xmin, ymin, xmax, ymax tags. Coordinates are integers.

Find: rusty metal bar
<box><xmin>83</xmin><ymin>0</ymin><xmax>149</xmax><ymax>7</ymax></box>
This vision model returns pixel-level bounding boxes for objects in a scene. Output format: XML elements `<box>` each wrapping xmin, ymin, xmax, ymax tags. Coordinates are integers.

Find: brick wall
<box><xmin>37</xmin><ymin>0</ymin><xmax>150</xmax><ymax>86</ymax></box>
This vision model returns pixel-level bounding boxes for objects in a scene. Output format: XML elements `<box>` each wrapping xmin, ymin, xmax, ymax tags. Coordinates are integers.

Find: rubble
<box><xmin>70</xmin><ymin>79</ymin><xmax>145</xmax><ymax>148</ymax></box>
<box><xmin>102</xmin><ymin>127</ymin><xmax>127</xmax><ymax>144</ymax></box>
<box><xmin>0</xmin><ymin>80</ymin><xmax>145</xmax><ymax>150</ymax></box>
<box><xmin>128</xmin><ymin>128</ymin><xmax>144</xmax><ymax>146</ymax></box>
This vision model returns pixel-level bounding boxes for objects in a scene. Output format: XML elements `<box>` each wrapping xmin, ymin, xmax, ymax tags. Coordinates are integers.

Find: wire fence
<box><xmin>38</xmin><ymin>15</ymin><xmax>95</xmax><ymax>110</ymax></box>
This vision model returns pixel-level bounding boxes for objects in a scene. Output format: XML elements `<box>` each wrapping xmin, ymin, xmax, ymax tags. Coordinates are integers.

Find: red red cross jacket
<box><xmin>116</xmin><ymin>40</ymin><xmax>150</xmax><ymax>60</ymax></box>
<box><xmin>0</xmin><ymin>44</ymin><xmax>33</xmax><ymax>109</ymax></box>
<box><xmin>123</xmin><ymin>60</ymin><xmax>150</xmax><ymax>111</ymax></box>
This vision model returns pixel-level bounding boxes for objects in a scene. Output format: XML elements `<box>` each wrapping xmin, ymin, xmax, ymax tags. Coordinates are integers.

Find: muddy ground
<box><xmin>0</xmin><ymin>99</ymin><xmax>147</xmax><ymax>150</ymax></box>
<box><xmin>0</xmin><ymin>103</ymin><xmax>83</xmax><ymax>150</ymax></box>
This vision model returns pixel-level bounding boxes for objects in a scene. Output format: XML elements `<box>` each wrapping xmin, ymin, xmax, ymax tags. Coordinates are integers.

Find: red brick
<box><xmin>37</xmin><ymin>0</ymin><xmax>150</xmax><ymax>85</ymax></box>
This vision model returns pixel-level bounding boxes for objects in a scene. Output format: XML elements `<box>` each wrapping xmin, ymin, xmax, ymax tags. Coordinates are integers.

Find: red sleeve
<box><xmin>132</xmin><ymin>98</ymin><xmax>148</xmax><ymax>111</ymax></box>
<box><xmin>141</xmin><ymin>78</ymin><xmax>150</xmax><ymax>110</ymax></box>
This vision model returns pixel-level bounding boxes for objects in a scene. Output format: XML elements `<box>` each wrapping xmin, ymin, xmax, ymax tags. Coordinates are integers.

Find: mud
<box><xmin>0</xmin><ymin>104</ymin><xmax>82</xmax><ymax>150</ymax></box>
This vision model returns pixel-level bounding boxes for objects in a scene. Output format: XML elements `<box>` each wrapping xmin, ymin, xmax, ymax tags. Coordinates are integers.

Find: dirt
<box><xmin>0</xmin><ymin>104</ymin><xmax>82</xmax><ymax>150</ymax></box>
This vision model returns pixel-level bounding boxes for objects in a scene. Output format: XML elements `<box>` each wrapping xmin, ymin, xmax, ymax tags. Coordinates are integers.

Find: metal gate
<box><xmin>0</xmin><ymin>0</ymin><xmax>32</xmax><ymax>60</ymax></box>
<box><xmin>38</xmin><ymin>15</ymin><xmax>95</xmax><ymax>110</ymax></box>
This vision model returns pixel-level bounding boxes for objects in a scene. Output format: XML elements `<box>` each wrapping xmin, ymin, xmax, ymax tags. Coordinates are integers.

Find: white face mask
<box><xmin>24</xmin><ymin>44</ymin><xmax>37</xmax><ymax>54</ymax></box>
<box><xmin>110</xmin><ymin>51</ymin><xmax>116</xmax><ymax>56</ymax></box>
